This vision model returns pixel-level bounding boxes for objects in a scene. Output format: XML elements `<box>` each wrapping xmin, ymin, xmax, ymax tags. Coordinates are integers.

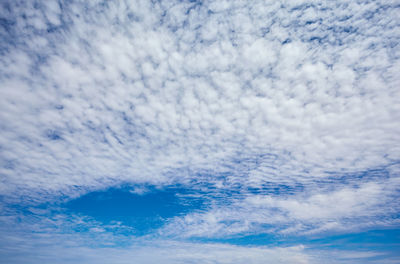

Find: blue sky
<box><xmin>0</xmin><ymin>0</ymin><xmax>400</xmax><ymax>263</ymax></box>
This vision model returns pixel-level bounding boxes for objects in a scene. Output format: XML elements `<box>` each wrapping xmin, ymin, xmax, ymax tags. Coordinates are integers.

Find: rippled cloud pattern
<box><xmin>1</xmin><ymin>0</ymin><xmax>400</xmax><ymax>263</ymax></box>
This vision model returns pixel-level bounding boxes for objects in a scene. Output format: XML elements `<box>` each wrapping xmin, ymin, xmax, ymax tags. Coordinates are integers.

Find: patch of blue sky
<box><xmin>198</xmin><ymin>228</ymin><xmax>400</xmax><ymax>249</ymax></box>
<box><xmin>64</xmin><ymin>185</ymin><xmax>208</xmax><ymax>235</ymax></box>
<box><xmin>191</xmin><ymin>229</ymin><xmax>400</xmax><ymax>263</ymax></box>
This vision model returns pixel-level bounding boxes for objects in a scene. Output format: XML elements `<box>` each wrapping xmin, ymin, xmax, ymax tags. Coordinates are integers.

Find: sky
<box><xmin>0</xmin><ymin>0</ymin><xmax>400</xmax><ymax>263</ymax></box>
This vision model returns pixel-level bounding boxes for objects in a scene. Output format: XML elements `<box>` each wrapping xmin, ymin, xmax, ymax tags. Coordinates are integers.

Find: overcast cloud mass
<box><xmin>1</xmin><ymin>0</ymin><xmax>400</xmax><ymax>263</ymax></box>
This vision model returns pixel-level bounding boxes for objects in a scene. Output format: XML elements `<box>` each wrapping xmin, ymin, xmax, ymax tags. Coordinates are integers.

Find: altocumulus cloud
<box><xmin>0</xmin><ymin>0</ymin><xmax>400</xmax><ymax>263</ymax></box>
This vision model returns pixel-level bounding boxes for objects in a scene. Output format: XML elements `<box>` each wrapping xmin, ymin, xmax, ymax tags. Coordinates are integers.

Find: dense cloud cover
<box><xmin>1</xmin><ymin>0</ymin><xmax>400</xmax><ymax>263</ymax></box>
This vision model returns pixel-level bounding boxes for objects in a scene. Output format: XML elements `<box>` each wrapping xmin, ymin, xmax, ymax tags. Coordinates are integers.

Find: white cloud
<box><xmin>0</xmin><ymin>0</ymin><xmax>399</xmax><ymax>251</ymax></box>
<box><xmin>0</xmin><ymin>226</ymin><xmax>312</xmax><ymax>264</ymax></box>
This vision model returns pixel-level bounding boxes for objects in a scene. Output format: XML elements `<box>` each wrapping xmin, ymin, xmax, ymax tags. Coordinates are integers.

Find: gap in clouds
<box><xmin>190</xmin><ymin>228</ymin><xmax>400</xmax><ymax>260</ymax></box>
<box><xmin>63</xmin><ymin>185</ymin><xmax>209</xmax><ymax>235</ymax></box>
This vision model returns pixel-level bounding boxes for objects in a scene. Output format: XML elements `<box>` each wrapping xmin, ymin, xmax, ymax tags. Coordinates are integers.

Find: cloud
<box><xmin>0</xmin><ymin>219</ymin><xmax>397</xmax><ymax>264</ymax></box>
<box><xmin>0</xmin><ymin>229</ymin><xmax>313</xmax><ymax>264</ymax></box>
<box><xmin>0</xmin><ymin>0</ymin><xmax>400</xmax><ymax>262</ymax></box>
<box><xmin>160</xmin><ymin>168</ymin><xmax>400</xmax><ymax>238</ymax></box>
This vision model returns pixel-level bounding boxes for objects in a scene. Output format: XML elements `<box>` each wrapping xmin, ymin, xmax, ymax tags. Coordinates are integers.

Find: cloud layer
<box><xmin>1</xmin><ymin>0</ymin><xmax>400</xmax><ymax>262</ymax></box>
